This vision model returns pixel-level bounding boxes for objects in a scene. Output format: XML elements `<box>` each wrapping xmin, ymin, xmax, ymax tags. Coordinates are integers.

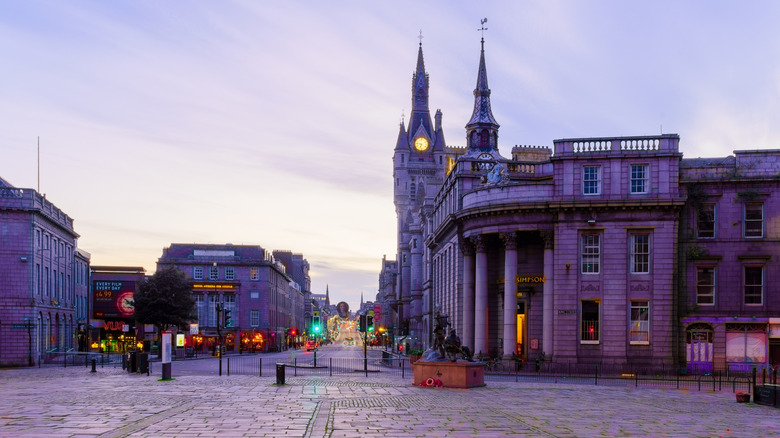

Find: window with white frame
<box><xmin>582</xmin><ymin>166</ymin><xmax>601</xmax><ymax>195</ymax></box>
<box><xmin>696</xmin><ymin>203</ymin><xmax>716</xmax><ymax>239</ymax></box>
<box><xmin>194</xmin><ymin>267</ymin><xmax>204</xmax><ymax>280</ymax></box>
<box><xmin>581</xmin><ymin>300</ymin><xmax>600</xmax><ymax>343</ymax></box>
<box><xmin>744</xmin><ymin>266</ymin><xmax>764</xmax><ymax>305</ymax></box>
<box><xmin>209</xmin><ymin>265</ymin><xmax>219</xmax><ymax>281</ymax></box>
<box><xmin>208</xmin><ymin>294</ymin><xmax>219</xmax><ymax>326</ymax></box>
<box><xmin>250</xmin><ymin>267</ymin><xmax>260</xmax><ymax>281</ymax></box>
<box><xmin>744</xmin><ymin>203</ymin><xmax>763</xmax><ymax>238</ymax></box>
<box><xmin>696</xmin><ymin>266</ymin><xmax>716</xmax><ymax>305</ymax></box>
<box><xmin>629</xmin><ymin>300</ymin><xmax>650</xmax><ymax>343</ymax></box>
<box><xmin>194</xmin><ymin>294</ymin><xmax>204</xmax><ymax>323</ymax></box>
<box><xmin>630</xmin><ymin>164</ymin><xmax>648</xmax><ymax>194</ymax></box>
<box><xmin>250</xmin><ymin>310</ymin><xmax>260</xmax><ymax>327</ymax></box>
<box><xmin>581</xmin><ymin>234</ymin><xmax>601</xmax><ymax>274</ymax></box>
<box><xmin>225</xmin><ymin>267</ymin><xmax>235</xmax><ymax>281</ymax></box>
<box><xmin>630</xmin><ymin>234</ymin><xmax>650</xmax><ymax>274</ymax></box>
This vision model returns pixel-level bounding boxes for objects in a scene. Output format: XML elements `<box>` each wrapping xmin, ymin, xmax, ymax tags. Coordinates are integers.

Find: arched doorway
<box><xmin>686</xmin><ymin>323</ymin><xmax>713</xmax><ymax>373</ymax></box>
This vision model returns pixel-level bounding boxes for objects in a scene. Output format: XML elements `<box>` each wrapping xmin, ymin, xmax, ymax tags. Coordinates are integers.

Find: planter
<box><xmin>735</xmin><ymin>391</ymin><xmax>750</xmax><ymax>403</ymax></box>
<box><xmin>412</xmin><ymin>360</ymin><xmax>485</xmax><ymax>388</ymax></box>
<box><xmin>409</xmin><ymin>355</ymin><xmax>422</xmax><ymax>365</ymax></box>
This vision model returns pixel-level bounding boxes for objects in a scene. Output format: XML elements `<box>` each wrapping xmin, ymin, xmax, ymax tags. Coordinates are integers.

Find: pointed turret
<box><xmin>466</xmin><ymin>37</ymin><xmax>500</xmax><ymax>152</ymax></box>
<box><xmin>407</xmin><ymin>41</ymin><xmax>434</xmax><ymax>151</ymax></box>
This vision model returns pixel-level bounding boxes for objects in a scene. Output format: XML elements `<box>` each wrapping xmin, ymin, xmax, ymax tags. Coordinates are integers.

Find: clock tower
<box><xmin>392</xmin><ymin>39</ymin><xmax>449</xmax><ymax>341</ymax></box>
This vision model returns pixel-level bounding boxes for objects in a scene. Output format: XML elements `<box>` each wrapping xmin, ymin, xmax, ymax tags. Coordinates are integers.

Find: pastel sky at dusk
<box><xmin>3</xmin><ymin>1</ymin><xmax>780</xmax><ymax>310</ymax></box>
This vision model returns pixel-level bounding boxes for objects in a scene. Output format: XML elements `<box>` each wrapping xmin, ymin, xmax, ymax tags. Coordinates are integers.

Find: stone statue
<box><xmin>443</xmin><ymin>328</ymin><xmax>473</xmax><ymax>362</ymax></box>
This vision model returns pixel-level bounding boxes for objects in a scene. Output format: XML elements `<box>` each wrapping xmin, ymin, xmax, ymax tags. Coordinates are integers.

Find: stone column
<box><xmin>541</xmin><ymin>231</ymin><xmax>554</xmax><ymax>357</ymax></box>
<box><xmin>474</xmin><ymin>235</ymin><xmax>489</xmax><ymax>356</ymax></box>
<box><xmin>501</xmin><ymin>232</ymin><xmax>518</xmax><ymax>359</ymax></box>
<box><xmin>461</xmin><ymin>238</ymin><xmax>475</xmax><ymax>353</ymax></box>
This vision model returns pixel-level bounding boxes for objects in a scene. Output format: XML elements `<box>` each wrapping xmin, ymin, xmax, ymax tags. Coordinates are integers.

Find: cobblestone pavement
<box><xmin>0</xmin><ymin>366</ymin><xmax>778</xmax><ymax>437</ymax></box>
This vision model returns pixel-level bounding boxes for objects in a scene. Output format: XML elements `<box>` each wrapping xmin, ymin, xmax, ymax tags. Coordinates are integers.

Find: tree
<box><xmin>134</xmin><ymin>266</ymin><xmax>196</xmax><ymax>339</ymax></box>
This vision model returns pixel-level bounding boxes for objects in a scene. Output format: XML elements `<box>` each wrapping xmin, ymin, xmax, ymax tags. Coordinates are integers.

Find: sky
<box><xmin>3</xmin><ymin>1</ymin><xmax>780</xmax><ymax>310</ymax></box>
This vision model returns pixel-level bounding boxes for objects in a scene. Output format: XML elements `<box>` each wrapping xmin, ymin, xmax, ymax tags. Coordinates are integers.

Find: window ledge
<box><xmin>580</xmin><ymin>340</ymin><xmax>600</xmax><ymax>345</ymax></box>
<box><xmin>630</xmin><ymin>341</ymin><xmax>650</xmax><ymax>345</ymax></box>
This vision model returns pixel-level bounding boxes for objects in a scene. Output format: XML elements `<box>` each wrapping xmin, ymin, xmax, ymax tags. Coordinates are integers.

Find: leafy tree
<box><xmin>134</xmin><ymin>266</ymin><xmax>196</xmax><ymax>339</ymax></box>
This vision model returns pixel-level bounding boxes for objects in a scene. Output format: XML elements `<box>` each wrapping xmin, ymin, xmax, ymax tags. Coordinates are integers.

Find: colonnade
<box><xmin>460</xmin><ymin>232</ymin><xmax>554</xmax><ymax>359</ymax></box>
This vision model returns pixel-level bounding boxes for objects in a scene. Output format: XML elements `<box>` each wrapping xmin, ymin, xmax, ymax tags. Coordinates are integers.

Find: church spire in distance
<box><xmin>466</xmin><ymin>18</ymin><xmax>500</xmax><ymax>153</ymax></box>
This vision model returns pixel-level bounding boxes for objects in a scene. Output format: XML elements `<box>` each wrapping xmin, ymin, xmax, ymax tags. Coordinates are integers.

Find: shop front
<box><xmin>240</xmin><ymin>330</ymin><xmax>266</xmax><ymax>353</ymax></box>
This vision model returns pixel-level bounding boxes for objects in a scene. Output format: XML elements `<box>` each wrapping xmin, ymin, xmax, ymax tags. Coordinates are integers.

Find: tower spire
<box><xmin>466</xmin><ymin>18</ymin><xmax>500</xmax><ymax>152</ymax></box>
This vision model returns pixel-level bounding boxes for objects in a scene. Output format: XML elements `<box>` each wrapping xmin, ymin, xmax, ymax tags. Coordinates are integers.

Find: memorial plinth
<box><xmin>412</xmin><ymin>360</ymin><xmax>485</xmax><ymax>388</ymax></box>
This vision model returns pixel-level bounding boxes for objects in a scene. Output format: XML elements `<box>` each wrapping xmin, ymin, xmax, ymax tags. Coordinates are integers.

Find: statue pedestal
<box><xmin>412</xmin><ymin>360</ymin><xmax>485</xmax><ymax>388</ymax></box>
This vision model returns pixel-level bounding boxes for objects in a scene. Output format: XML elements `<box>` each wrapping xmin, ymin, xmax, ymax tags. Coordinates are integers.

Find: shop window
<box><xmin>580</xmin><ymin>300</ymin><xmax>600</xmax><ymax>343</ymax></box>
<box><xmin>630</xmin><ymin>164</ymin><xmax>648</xmax><ymax>194</ymax></box>
<box><xmin>726</xmin><ymin>323</ymin><xmax>767</xmax><ymax>366</ymax></box>
<box><xmin>744</xmin><ymin>266</ymin><xmax>764</xmax><ymax>305</ymax></box>
<box><xmin>629</xmin><ymin>301</ymin><xmax>649</xmax><ymax>344</ymax></box>
<box><xmin>581</xmin><ymin>234</ymin><xmax>601</xmax><ymax>274</ymax></box>
<box><xmin>696</xmin><ymin>266</ymin><xmax>716</xmax><ymax>305</ymax></box>
<box><xmin>629</xmin><ymin>234</ymin><xmax>650</xmax><ymax>274</ymax></box>
<box><xmin>582</xmin><ymin>166</ymin><xmax>601</xmax><ymax>195</ymax></box>
<box><xmin>744</xmin><ymin>202</ymin><xmax>763</xmax><ymax>238</ymax></box>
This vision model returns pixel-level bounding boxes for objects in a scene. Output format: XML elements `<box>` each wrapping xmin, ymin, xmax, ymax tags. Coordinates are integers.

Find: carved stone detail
<box><xmin>581</xmin><ymin>283</ymin><xmax>600</xmax><ymax>292</ymax></box>
<box><xmin>499</xmin><ymin>232</ymin><xmax>518</xmax><ymax>250</ymax></box>
<box><xmin>471</xmin><ymin>235</ymin><xmax>487</xmax><ymax>253</ymax></box>
<box><xmin>539</xmin><ymin>230</ymin><xmax>554</xmax><ymax>250</ymax></box>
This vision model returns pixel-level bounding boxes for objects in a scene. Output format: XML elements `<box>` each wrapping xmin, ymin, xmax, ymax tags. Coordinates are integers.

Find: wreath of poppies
<box><xmin>419</xmin><ymin>377</ymin><xmax>443</xmax><ymax>388</ymax></box>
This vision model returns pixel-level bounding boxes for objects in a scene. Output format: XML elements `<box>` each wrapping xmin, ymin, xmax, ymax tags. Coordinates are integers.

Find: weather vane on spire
<box><xmin>418</xmin><ymin>29</ymin><xmax>424</xmax><ymax>46</ymax></box>
<box><xmin>478</xmin><ymin>18</ymin><xmax>488</xmax><ymax>39</ymax></box>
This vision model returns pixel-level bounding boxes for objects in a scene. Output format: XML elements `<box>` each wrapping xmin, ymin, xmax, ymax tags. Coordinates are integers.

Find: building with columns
<box><xmin>386</xmin><ymin>35</ymin><xmax>780</xmax><ymax>370</ymax></box>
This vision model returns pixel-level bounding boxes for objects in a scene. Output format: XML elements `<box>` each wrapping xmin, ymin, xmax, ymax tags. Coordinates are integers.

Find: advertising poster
<box><xmin>93</xmin><ymin>280</ymin><xmax>136</xmax><ymax>319</ymax></box>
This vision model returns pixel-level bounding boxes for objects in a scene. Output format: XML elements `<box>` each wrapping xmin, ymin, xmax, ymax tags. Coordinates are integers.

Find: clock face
<box><xmin>414</xmin><ymin>137</ymin><xmax>430</xmax><ymax>152</ymax></box>
<box><xmin>117</xmin><ymin>292</ymin><xmax>135</xmax><ymax>317</ymax></box>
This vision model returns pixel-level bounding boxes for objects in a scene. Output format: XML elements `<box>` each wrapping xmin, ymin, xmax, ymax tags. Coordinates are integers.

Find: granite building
<box><xmin>386</xmin><ymin>36</ymin><xmax>780</xmax><ymax>370</ymax></box>
<box><xmin>156</xmin><ymin>244</ymin><xmax>305</xmax><ymax>353</ymax></box>
<box><xmin>0</xmin><ymin>177</ymin><xmax>89</xmax><ymax>366</ymax></box>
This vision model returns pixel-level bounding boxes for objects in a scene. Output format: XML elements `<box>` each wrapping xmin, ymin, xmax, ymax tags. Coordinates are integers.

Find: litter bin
<box><xmin>137</xmin><ymin>352</ymin><xmax>149</xmax><ymax>374</ymax></box>
<box><xmin>276</xmin><ymin>363</ymin><xmax>285</xmax><ymax>385</ymax></box>
<box><xmin>127</xmin><ymin>351</ymin><xmax>138</xmax><ymax>373</ymax></box>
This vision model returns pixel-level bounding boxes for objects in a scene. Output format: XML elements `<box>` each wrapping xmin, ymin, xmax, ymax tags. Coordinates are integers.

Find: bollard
<box><xmin>276</xmin><ymin>363</ymin><xmax>285</xmax><ymax>385</ymax></box>
<box><xmin>91</xmin><ymin>359</ymin><xmax>97</xmax><ymax>373</ymax></box>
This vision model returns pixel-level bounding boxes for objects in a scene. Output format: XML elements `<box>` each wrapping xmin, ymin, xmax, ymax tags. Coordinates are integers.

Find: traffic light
<box><xmin>359</xmin><ymin>314</ymin><xmax>366</xmax><ymax>332</ymax></box>
<box><xmin>366</xmin><ymin>315</ymin><xmax>374</xmax><ymax>332</ymax></box>
<box><xmin>312</xmin><ymin>316</ymin><xmax>321</xmax><ymax>334</ymax></box>
<box><xmin>223</xmin><ymin>308</ymin><xmax>232</xmax><ymax>328</ymax></box>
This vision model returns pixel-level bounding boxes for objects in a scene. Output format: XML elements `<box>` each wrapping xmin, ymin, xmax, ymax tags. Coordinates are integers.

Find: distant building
<box><xmin>156</xmin><ymin>244</ymin><xmax>302</xmax><ymax>353</ymax></box>
<box><xmin>90</xmin><ymin>266</ymin><xmax>146</xmax><ymax>353</ymax></box>
<box><xmin>0</xmin><ymin>177</ymin><xmax>89</xmax><ymax>366</ymax></box>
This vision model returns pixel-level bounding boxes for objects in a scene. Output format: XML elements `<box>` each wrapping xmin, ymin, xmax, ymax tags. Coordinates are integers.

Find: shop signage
<box><xmin>190</xmin><ymin>323</ymin><xmax>199</xmax><ymax>335</ymax></box>
<box><xmin>192</xmin><ymin>283</ymin><xmax>235</xmax><ymax>291</ymax></box>
<box><xmin>515</xmin><ymin>275</ymin><xmax>546</xmax><ymax>284</ymax></box>
<box><xmin>176</xmin><ymin>333</ymin><xmax>185</xmax><ymax>348</ymax></box>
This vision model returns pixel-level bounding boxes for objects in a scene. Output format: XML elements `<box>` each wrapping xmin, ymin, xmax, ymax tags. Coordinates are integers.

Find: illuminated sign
<box><xmin>176</xmin><ymin>333</ymin><xmax>185</xmax><ymax>348</ymax></box>
<box><xmin>515</xmin><ymin>275</ymin><xmax>546</xmax><ymax>284</ymax></box>
<box><xmin>192</xmin><ymin>283</ymin><xmax>236</xmax><ymax>291</ymax></box>
<box><xmin>93</xmin><ymin>280</ymin><xmax>135</xmax><ymax>320</ymax></box>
